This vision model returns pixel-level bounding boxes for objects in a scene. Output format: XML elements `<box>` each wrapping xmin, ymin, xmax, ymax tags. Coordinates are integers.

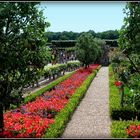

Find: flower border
<box><xmin>43</xmin><ymin>65</ymin><xmax>101</xmax><ymax>138</ymax></box>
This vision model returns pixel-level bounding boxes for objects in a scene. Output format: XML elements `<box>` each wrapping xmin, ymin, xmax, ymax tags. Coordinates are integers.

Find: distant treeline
<box><xmin>45</xmin><ymin>30</ymin><xmax>119</xmax><ymax>42</ymax></box>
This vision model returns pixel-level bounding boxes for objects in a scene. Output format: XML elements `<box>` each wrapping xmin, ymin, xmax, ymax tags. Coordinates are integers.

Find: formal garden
<box><xmin>0</xmin><ymin>2</ymin><xmax>140</xmax><ymax>138</ymax></box>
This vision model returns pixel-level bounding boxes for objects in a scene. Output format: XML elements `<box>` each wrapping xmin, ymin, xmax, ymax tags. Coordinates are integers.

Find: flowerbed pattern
<box><xmin>0</xmin><ymin>64</ymin><xmax>99</xmax><ymax>138</ymax></box>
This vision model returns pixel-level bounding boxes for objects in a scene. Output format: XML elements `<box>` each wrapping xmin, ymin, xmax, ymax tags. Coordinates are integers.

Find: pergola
<box><xmin>46</xmin><ymin>40</ymin><xmax>77</xmax><ymax>63</ymax></box>
<box><xmin>46</xmin><ymin>39</ymin><xmax>118</xmax><ymax>64</ymax></box>
<box><xmin>47</xmin><ymin>39</ymin><xmax>118</xmax><ymax>49</ymax></box>
<box><xmin>103</xmin><ymin>39</ymin><xmax>118</xmax><ymax>47</ymax></box>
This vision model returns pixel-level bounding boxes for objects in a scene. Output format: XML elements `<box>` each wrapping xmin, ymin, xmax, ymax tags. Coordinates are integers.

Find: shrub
<box><xmin>43</xmin><ymin>65</ymin><xmax>101</xmax><ymax>138</ymax></box>
<box><xmin>67</xmin><ymin>60</ymin><xmax>80</xmax><ymax>70</ymax></box>
<box><xmin>109</xmin><ymin>65</ymin><xmax>137</xmax><ymax>120</ymax></box>
<box><xmin>1</xmin><ymin>65</ymin><xmax>100</xmax><ymax>138</ymax></box>
<box><xmin>111</xmin><ymin>120</ymin><xmax>140</xmax><ymax>138</ymax></box>
<box><xmin>109</xmin><ymin>64</ymin><xmax>140</xmax><ymax>138</ymax></box>
<box><xmin>43</xmin><ymin>61</ymin><xmax>81</xmax><ymax>79</ymax></box>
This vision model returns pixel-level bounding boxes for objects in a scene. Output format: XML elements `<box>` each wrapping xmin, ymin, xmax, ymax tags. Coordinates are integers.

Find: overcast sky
<box><xmin>39</xmin><ymin>1</ymin><xmax>126</xmax><ymax>33</ymax></box>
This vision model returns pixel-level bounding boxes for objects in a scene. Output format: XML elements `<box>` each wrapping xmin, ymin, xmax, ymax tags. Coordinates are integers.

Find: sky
<box><xmin>39</xmin><ymin>1</ymin><xmax>126</xmax><ymax>33</ymax></box>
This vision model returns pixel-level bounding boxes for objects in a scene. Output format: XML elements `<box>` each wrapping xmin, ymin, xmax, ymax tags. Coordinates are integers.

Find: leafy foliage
<box><xmin>75</xmin><ymin>33</ymin><xmax>104</xmax><ymax>67</ymax></box>
<box><xmin>111</xmin><ymin>120</ymin><xmax>140</xmax><ymax>138</ymax></box>
<box><xmin>110</xmin><ymin>2</ymin><xmax>140</xmax><ymax>113</ymax></box>
<box><xmin>45</xmin><ymin>30</ymin><xmax>119</xmax><ymax>43</ymax></box>
<box><xmin>96</xmin><ymin>30</ymin><xmax>119</xmax><ymax>39</ymax></box>
<box><xmin>109</xmin><ymin>65</ymin><xmax>140</xmax><ymax>138</ymax></box>
<box><xmin>0</xmin><ymin>2</ymin><xmax>50</xmax><ymax>130</ymax></box>
<box><xmin>43</xmin><ymin>65</ymin><xmax>101</xmax><ymax>138</ymax></box>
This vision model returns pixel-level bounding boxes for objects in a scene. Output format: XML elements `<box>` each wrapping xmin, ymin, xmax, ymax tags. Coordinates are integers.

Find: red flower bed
<box><xmin>126</xmin><ymin>124</ymin><xmax>140</xmax><ymax>138</ymax></box>
<box><xmin>0</xmin><ymin>64</ymin><xmax>99</xmax><ymax>138</ymax></box>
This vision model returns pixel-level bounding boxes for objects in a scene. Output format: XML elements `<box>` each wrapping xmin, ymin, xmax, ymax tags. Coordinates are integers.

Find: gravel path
<box><xmin>61</xmin><ymin>67</ymin><xmax>111</xmax><ymax>138</ymax></box>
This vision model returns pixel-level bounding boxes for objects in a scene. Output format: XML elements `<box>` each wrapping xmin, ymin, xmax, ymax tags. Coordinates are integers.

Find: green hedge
<box><xmin>24</xmin><ymin>71</ymin><xmax>75</xmax><ymax>104</ymax></box>
<box><xmin>111</xmin><ymin>120</ymin><xmax>140</xmax><ymax>138</ymax></box>
<box><xmin>109</xmin><ymin>65</ymin><xmax>121</xmax><ymax>117</ymax></box>
<box><xmin>109</xmin><ymin>65</ymin><xmax>136</xmax><ymax>120</ymax></box>
<box><xmin>109</xmin><ymin>65</ymin><xmax>140</xmax><ymax>138</ymax></box>
<box><xmin>42</xmin><ymin>65</ymin><xmax>101</xmax><ymax>138</ymax></box>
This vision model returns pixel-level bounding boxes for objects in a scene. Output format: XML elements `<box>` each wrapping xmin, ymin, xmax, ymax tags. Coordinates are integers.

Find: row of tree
<box><xmin>45</xmin><ymin>30</ymin><xmax>119</xmax><ymax>42</ymax></box>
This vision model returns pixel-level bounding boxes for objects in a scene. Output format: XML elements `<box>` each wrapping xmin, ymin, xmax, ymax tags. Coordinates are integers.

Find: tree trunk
<box><xmin>0</xmin><ymin>103</ymin><xmax>4</xmax><ymax>132</ymax></box>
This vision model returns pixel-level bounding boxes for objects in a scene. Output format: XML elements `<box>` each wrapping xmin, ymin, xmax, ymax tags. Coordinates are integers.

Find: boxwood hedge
<box><xmin>42</xmin><ymin>65</ymin><xmax>101</xmax><ymax>138</ymax></box>
<box><xmin>109</xmin><ymin>65</ymin><xmax>140</xmax><ymax>138</ymax></box>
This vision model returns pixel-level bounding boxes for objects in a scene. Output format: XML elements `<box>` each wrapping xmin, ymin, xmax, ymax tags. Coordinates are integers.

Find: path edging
<box><xmin>43</xmin><ymin>65</ymin><xmax>101</xmax><ymax>138</ymax></box>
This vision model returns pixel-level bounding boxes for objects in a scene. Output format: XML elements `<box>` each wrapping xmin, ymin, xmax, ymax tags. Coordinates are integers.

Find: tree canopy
<box><xmin>75</xmin><ymin>33</ymin><xmax>104</xmax><ymax>67</ymax></box>
<box><xmin>45</xmin><ymin>30</ymin><xmax>119</xmax><ymax>43</ymax></box>
<box><xmin>111</xmin><ymin>2</ymin><xmax>140</xmax><ymax>110</ymax></box>
<box><xmin>0</xmin><ymin>2</ymin><xmax>50</xmax><ymax>131</ymax></box>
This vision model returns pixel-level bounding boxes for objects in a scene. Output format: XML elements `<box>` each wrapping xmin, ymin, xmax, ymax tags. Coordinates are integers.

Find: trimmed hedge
<box><xmin>9</xmin><ymin>71</ymin><xmax>76</xmax><ymax>110</ymax></box>
<box><xmin>109</xmin><ymin>65</ymin><xmax>140</xmax><ymax>138</ymax></box>
<box><xmin>42</xmin><ymin>65</ymin><xmax>101</xmax><ymax>138</ymax></box>
<box><xmin>111</xmin><ymin>120</ymin><xmax>140</xmax><ymax>138</ymax></box>
<box><xmin>24</xmin><ymin>71</ymin><xmax>76</xmax><ymax>104</ymax></box>
<box><xmin>109</xmin><ymin>65</ymin><xmax>137</xmax><ymax>120</ymax></box>
<box><xmin>109</xmin><ymin>65</ymin><xmax>121</xmax><ymax>117</ymax></box>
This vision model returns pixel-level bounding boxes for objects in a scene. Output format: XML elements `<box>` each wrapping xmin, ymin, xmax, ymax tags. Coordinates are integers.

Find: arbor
<box><xmin>0</xmin><ymin>2</ymin><xmax>50</xmax><ymax>131</ymax></box>
<box><xmin>75</xmin><ymin>33</ymin><xmax>103</xmax><ymax>67</ymax></box>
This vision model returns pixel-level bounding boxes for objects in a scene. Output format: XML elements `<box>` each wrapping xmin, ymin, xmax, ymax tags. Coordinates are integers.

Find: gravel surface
<box><xmin>61</xmin><ymin>67</ymin><xmax>111</xmax><ymax>138</ymax></box>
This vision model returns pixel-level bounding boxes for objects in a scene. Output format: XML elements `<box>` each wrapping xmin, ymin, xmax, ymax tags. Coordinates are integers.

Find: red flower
<box><xmin>126</xmin><ymin>124</ymin><xmax>140</xmax><ymax>138</ymax></box>
<box><xmin>1</xmin><ymin>64</ymin><xmax>99</xmax><ymax>138</ymax></box>
<box><xmin>137</xmin><ymin>125</ymin><xmax>140</xmax><ymax>130</ymax></box>
<box><xmin>114</xmin><ymin>81</ymin><xmax>122</xmax><ymax>87</ymax></box>
<box><xmin>47</xmin><ymin>114</ymin><xmax>52</xmax><ymax>119</ymax></box>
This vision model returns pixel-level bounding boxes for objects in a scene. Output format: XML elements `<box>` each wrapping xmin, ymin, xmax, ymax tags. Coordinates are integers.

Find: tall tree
<box><xmin>75</xmin><ymin>33</ymin><xmax>103</xmax><ymax>67</ymax></box>
<box><xmin>0</xmin><ymin>2</ymin><xmax>50</xmax><ymax>131</ymax></box>
<box><xmin>112</xmin><ymin>2</ymin><xmax>140</xmax><ymax>109</ymax></box>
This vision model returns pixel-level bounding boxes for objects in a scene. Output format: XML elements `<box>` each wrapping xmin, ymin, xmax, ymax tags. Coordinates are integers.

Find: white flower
<box><xmin>130</xmin><ymin>89</ymin><xmax>134</xmax><ymax>92</ymax></box>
